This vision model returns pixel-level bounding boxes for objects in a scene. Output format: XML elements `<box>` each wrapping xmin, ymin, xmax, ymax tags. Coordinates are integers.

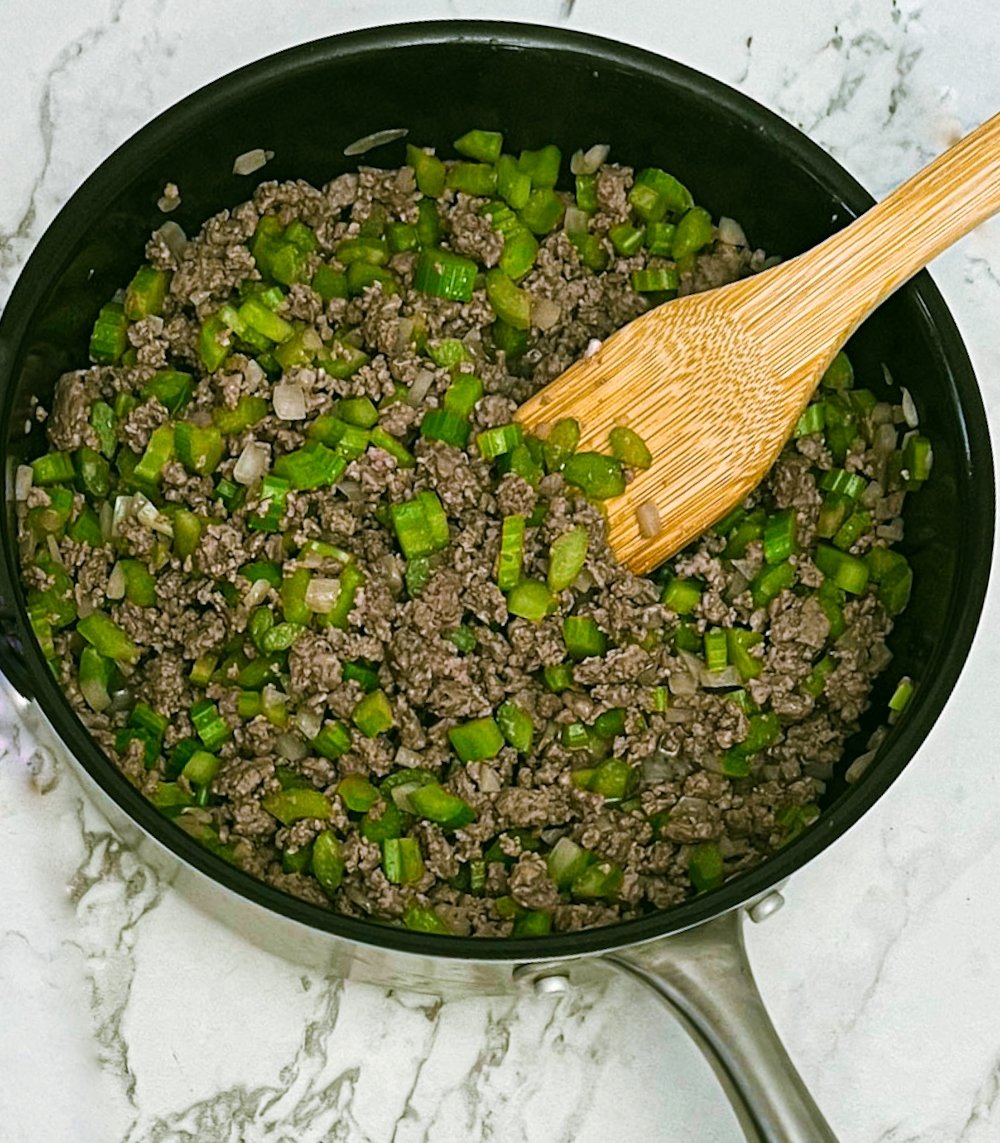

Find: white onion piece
<box><xmin>636</xmin><ymin>501</ymin><xmax>661</xmax><ymax>539</ymax></box>
<box><xmin>641</xmin><ymin>755</ymin><xmax>673</xmax><ymax>784</ymax></box>
<box><xmin>394</xmin><ymin>745</ymin><xmax>424</xmax><ymax>768</ymax></box>
<box><xmin>900</xmin><ymin>387</ymin><xmax>919</xmax><ymax>428</ymax></box>
<box><xmin>846</xmin><ymin>749</ymin><xmax>877</xmax><ymax>784</ymax></box>
<box><xmin>233</xmin><ymin>148</ymin><xmax>272</xmax><ymax>176</ymax></box>
<box><xmin>273</xmin><ymin>382</ymin><xmax>307</xmax><ymax>421</ymax></box>
<box><xmin>275</xmin><ymin>732</ymin><xmax>308</xmax><ymax>762</ymax></box>
<box><xmin>243</xmin><ymin>577</ymin><xmax>271</xmax><ymax>608</ymax></box>
<box><xmin>583</xmin><ymin>338</ymin><xmax>603</xmax><ymax>360</ymax></box>
<box><xmin>46</xmin><ymin>534</ymin><xmax>62</xmax><ymax>565</ymax></box>
<box><xmin>407</xmin><ymin>369</ymin><xmax>435</xmax><ymax>407</ymax></box>
<box><xmin>700</xmin><ymin>664</ymin><xmax>743</xmax><ymax>689</ymax></box>
<box><xmin>532</xmin><ymin>297</ymin><xmax>562</xmax><ymax>331</ymax></box>
<box><xmin>294</xmin><ymin>708</ymin><xmax>323</xmax><ymax>742</ymax></box>
<box><xmin>717</xmin><ymin>216</ymin><xmax>748</xmax><ymax>246</ymax></box>
<box><xmin>243</xmin><ymin>358</ymin><xmax>266</xmax><ymax>388</ymax></box>
<box><xmin>154</xmin><ymin>220</ymin><xmax>188</xmax><ymax>259</ymax></box>
<box><xmin>99</xmin><ymin>500</ymin><xmax>114</xmax><ymax>542</ymax></box>
<box><xmin>338</xmin><ymin>480</ymin><xmax>364</xmax><ymax>502</ymax></box>
<box><xmin>344</xmin><ymin>127</ymin><xmax>408</xmax><ymax>156</ymax></box>
<box><xmin>570</xmin><ymin>143</ymin><xmax>610</xmax><ymax>174</ymax></box>
<box><xmin>667</xmin><ymin>667</ymin><xmax>698</xmax><ymax>696</ymax></box>
<box><xmin>107</xmin><ymin>562</ymin><xmax>126</xmax><ymax>600</ymax></box>
<box><xmin>876</xmin><ymin>519</ymin><xmax>905</xmax><ymax>542</ymax></box>
<box><xmin>233</xmin><ymin>441</ymin><xmax>270</xmax><ymax>485</ymax></box>
<box><xmin>157</xmin><ymin>183</ymin><xmax>181</xmax><ymax>213</ymax></box>
<box><xmin>304</xmin><ymin>576</ymin><xmax>341</xmax><ymax>613</ymax></box>
<box><xmin>662</xmin><ymin>707</ymin><xmax>695</xmax><ymax>723</ymax></box>
<box><xmin>14</xmin><ymin>464</ymin><xmax>33</xmax><ymax>501</ymax></box>
<box><xmin>563</xmin><ymin>205</ymin><xmax>590</xmax><ymax>234</ymax></box>
<box><xmin>135</xmin><ymin>494</ymin><xmax>174</xmax><ymax>536</ymax></box>
<box><xmin>111</xmin><ymin>494</ymin><xmax>134</xmax><ymax>537</ymax></box>
<box><xmin>873</xmin><ymin>422</ymin><xmax>898</xmax><ymax>460</ymax></box>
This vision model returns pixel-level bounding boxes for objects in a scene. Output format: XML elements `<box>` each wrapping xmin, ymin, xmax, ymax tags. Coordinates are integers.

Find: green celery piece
<box><xmin>497</xmin><ymin>515</ymin><xmax>526</xmax><ymax>591</ymax></box>
<box><xmin>77</xmin><ymin>612</ymin><xmax>140</xmax><ymax>665</ymax></box>
<box><xmin>496</xmin><ymin>701</ymin><xmax>533</xmax><ymax>753</ymax></box>
<box><xmin>124</xmin><ymin>265</ymin><xmax>170</xmax><ymax>320</ymax></box>
<box><xmin>263</xmin><ymin>787</ymin><xmax>333</xmax><ymax>825</ymax></box>
<box><xmin>548</xmin><ymin>525</ymin><xmax>585</xmax><ymax>594</ymax></box>
<box><xmin>454</xmin><ymin>128</ymin><xmax>503</xmax><ymax>164</ymax></box>
<box><xmin>406</xmin><ymin>145</ymin><xmax>446</xmax><ymax>197</ymax></box>
<box><xmin>353</xmin><ymin>690</ymin><xmax>394</xmax><ymax>737</ymax></box>
<box><xmin>561</xmin><ymin>452</ymin><xmax>625</xmax><ymax>499</ymax></box>
<box><xmin>506</xmin><ymin>579</ymin><xmax>555</xmax><ymax>623</ymax></box>
<box><xmin>485</xmin><ymin>269</ymin><xmax>531</xmax><ymax>330</ymax></box>
<box><xmin>74</xmin><ymin>446</ymin><xmax>111</xmax><ymax>499</ymax></box>
<box><xmin>672</xmin><ymin>206</ymin><xmax>715</xmax><ymax>259</ymax></box>
<box><xmin>174</xmin><ymin>422</ymin><xmax>224</xmax><ymax>476</ymax></box>
<box><xmin>449</xmin><ymin>716</ymin><xmax>504</xmax><ymax>762</ymax></box>
<box><xmin>312</xmin><ymin>830</ymin><xmax>346</xmax><ymax>895</ymax></box>
<box><xmin>413</xmin><ymin>247</ymin><xmax>479</xmax><ymax>303</ymax></box>
<box><xmin>89</xmin><ymin>302</ymin><xmax>129</xmax><ymax>365</ymax></box>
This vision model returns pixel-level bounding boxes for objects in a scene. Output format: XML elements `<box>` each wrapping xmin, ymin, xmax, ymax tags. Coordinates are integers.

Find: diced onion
<box><xmin>662</xmin><ymin>707</ymin><xmax>695</xmax><ymax>724</ymax></box>
<box><xmin>273</xmin><ymin>382</ymin><xmax>307</xmax><ymax>421</ymax></box>
<box><xmin>157</xmin><ymin>183</ymin><xmax>181</xmax><ymax>213</ymax></box>
<box><xmin>338</xmin><ymin>480</ymin><xmax>363</xmax><ymax>502</ymax></box>
<box><xmin>583</xmin><ymin>338</ymin><xmax>603</xmax><ymax>360</ymax></box>
<box><xmin>243</xmin><ymin>358</ymin><xmax>266</xmax><ymax>388</ymax></box>
<box><xmin>46</xmin><ymin>534</ymin><xmax>62</xmax><ymax>564</ymax></box>
<box><xmin>873</xmin><ymin>422</ymin><xmax>898</xmax><ymax>461</ymax></box>
<box><xmin>294</xmin><ymin>708</ymin><xmax>323</xmax><ymax>742</ymax></box>
<box><xmin>570</xmin><ymin>143</ymin><xmax>610</xmax><ymax>175</ymax></box>
<box><xmin>134</xmin><ymin>494</ymin><xmax>174</xmax><ymax>537</ymax></box>
<box><xmin>233</xmin><ymin>148</ymin><xmax>272</xmax><ymax>176</ymax></box>
<box><xmin>111</xmin><ymin>495</ymin><xmax>135</xmax><ymax>537</ymax></box>
<box><xmin>99</xmin><ymin>500</ymin><xmax>114</xmax><ymax>542</ymax></box>
<box><xmin>394</xmin><ymin>745</ymin><xmax>424</xmax><ymax>768</ymax></box>
<box><xmin>154</xmin><ymin>221</ymin><xmax>188</xmax><ymax>259</ymax></box>
<box><xmin>14</xmin><ymin>464</ymin><xmax>33</xmax><ymax>501</ymax></box>
<box><xmin>107</xmin><ymin>562</ymin><xmax>126</xmax><ymax>600</ymax></box>
<box><xmin>243</xmin><ymin>578</ymin><xmax>271</xmax><ymax>608</ymax></box>
<box><xmin>407</xmin><ymin>369</ymin><xmax>436</xmax><ymax>407</ymax></box>
<box><xmin>900</xmin><ymin>387</ymin><xmax>919</xmax><ymax>428</ymax></box>
<box><xmin>275</xmin><ymin>732</ymin><xmax>308</xmax><ymax>761</ymax></box>
<box><xmin>636</xmin><ymin>501</ymin><xmax>661</xmax><ymax>539</ymax></box>
<box><xmin>717</xmin><ymin>216</ymin><xmax>748</xmax><ymax>246</ymax></box>
<box><xmin>667</xmin><ymin>666</ymin><xmax>698</xmax><ymax>696</ymax></box>
<box><xmin>343</xmin><ymin>127</ymin><xmax>409</xmax><ymax>156</ymax></box>
<box><xmin>563</xmin><ymin>205</ymin><xmax>590</xmax><ymax>234</ymax></box>
<box><xmin>233</xmin><ymin>441</ymin><xmax>270</xmax><ymax>485</ymax></box>
<box><xmin>846</xmin><ymin>749</ymin><xmax>877</xmax><ymax>784</ymax></box>
<box><xmin>304</xmin><ymin>576</ymin><xmax>341</xmax><ymax>613</ymax></box>
<box><xmin>876</xmin><ymin>519</ymin><xmax>905</xmax><ymax>542</ymax></box>
<box><xmin>699</xmin><ymin>664</ymin><xmax>742</xmax><ymax>689</ymax></box>
<box><xmin>531</xmin><ymin>297</ymin><xmax>561</xmax><ymax>331</ymax></box>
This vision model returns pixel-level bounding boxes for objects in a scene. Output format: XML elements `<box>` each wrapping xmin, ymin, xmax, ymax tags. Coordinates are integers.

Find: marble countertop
<box><xmin>2</xmin><ymin>2</ymin><xmax>999</xmax><ymax>1140</ymax></box>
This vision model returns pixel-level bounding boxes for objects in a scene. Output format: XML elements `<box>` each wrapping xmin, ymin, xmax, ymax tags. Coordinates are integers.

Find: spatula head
<box><xmin>517</xmin><ymin>274</ymin><xmax>826</xmax><ymax>574</ymax></box>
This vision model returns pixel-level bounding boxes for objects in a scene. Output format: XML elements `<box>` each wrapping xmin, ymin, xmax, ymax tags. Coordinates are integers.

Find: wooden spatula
<box><xmin>517</xmin><ymin>111</ymin><xmax>1000</xmax><ymax>574</ymax></box>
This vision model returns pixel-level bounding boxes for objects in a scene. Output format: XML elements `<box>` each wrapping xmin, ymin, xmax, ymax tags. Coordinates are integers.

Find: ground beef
<box><xmin>18</xmin><ymin>141</ymin><xmax>912</xmax><ymax>941</ymax></box>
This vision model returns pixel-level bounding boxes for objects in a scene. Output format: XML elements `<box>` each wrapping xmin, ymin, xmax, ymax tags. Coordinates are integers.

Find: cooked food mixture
<box><xmin>16</xmin><ymin>130</ymin><xmax>927</xmax><ymax>937</ymax></box>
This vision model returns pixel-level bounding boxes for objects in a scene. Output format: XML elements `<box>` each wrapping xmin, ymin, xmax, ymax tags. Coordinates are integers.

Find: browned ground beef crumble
<box><xmin>21</xmin><ymin>155</ymin><xmax>905</xmax><ymax>936</ymax></box>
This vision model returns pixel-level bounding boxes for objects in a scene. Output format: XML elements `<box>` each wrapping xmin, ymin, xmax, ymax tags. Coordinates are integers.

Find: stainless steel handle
<box><xmin>604</xmin><ymin>908</ymin><xmax>838</xmax><ymax>1143</ymax></box>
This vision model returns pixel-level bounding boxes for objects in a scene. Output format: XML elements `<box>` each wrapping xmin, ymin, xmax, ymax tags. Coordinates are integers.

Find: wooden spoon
<box><xmin>517</xmin><ymin>111</ymin><xmax>1000</xmax><ymax>574</ymax></box>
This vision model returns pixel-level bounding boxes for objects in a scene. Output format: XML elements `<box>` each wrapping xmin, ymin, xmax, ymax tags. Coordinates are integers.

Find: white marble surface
<box><xmin>2</xmin><ymin>2</ymin><xmax>999</xmax><ymax>1140</ymax></box>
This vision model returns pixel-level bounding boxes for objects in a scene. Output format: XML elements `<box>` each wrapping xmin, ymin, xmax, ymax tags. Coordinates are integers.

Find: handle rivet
<box><xmin>513</xmin><ymin>965</ymin><xmax>572</xmax><ymax>994</ymax></box>
<box><xmin>747</xmin><ymin>891</ymin><xmax>785</xmax><ymax>923</ymax></box>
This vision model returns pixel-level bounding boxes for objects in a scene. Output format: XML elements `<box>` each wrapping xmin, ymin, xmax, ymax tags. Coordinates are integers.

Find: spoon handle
<box><xmin>751</xmin><ymin>110</ymin><xmax>1000</xmax><ymax>371</ymax></box>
